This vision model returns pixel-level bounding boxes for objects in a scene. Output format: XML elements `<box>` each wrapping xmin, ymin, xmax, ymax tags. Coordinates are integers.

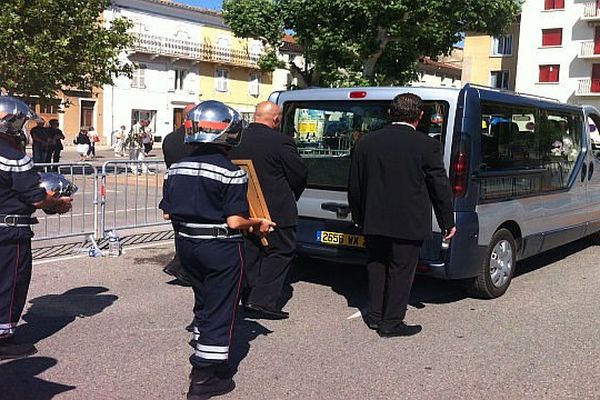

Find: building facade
<box><xmin>515</xmin><ymin>0</ymin><xmax>600</xmax><ymax>107</ymax></box>
<box><xmin>412</xmin><ymin>48</ymin><xmax>464</xmax><ymax>88</ymax></box>
<box><xmin>102</xmin><ymin>0</ymin><xmax>273</xmax><ymax>145</ymax></box>
<box><xmin>462</xmin><ymin>20</ymin><xmax>520</xmax><ymax>91</ymax></box>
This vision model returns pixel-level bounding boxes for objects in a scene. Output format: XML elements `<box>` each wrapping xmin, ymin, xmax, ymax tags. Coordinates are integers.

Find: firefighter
<box><xmin>159</xmin><ymin>100</ymin><xmax>275</xmax><ymax>399</ymax></box>
<box><xmin>0</xmin><ymin>96</ymin><xmax>72</xmax><ymax>360</ymax></box>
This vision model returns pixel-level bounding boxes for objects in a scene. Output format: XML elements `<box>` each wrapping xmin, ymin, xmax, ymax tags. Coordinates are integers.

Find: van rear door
<box><xmin>277</xmin><ymin>92</ymin><xmax>454</xmax><ymax>265</ymax></box>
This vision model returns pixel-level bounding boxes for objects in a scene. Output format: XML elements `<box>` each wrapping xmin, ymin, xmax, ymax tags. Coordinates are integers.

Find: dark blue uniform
<box><xmin>159</xmin><ymin>146</ymin><xmax>248</xmax><ymax>368</ymax></box>
<box><xmin>0</xmin><ymin>137</ymin><xmax>46</xmax><ymax>339</ymax></box>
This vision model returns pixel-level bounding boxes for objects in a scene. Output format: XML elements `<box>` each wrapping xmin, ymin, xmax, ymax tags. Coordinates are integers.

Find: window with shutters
<box><xmin>544</xmin><ymin>0</ymin><xmax>564</xmax><ymax>10</ymax></box>
<box><xmin>250</xmin><ymin>42</ymin><xmax>262</xmax><ymax>64</ymax></box>
<box><xmin>249</xmin><ymin>73</ymin><xmax>261</xmax><ymax>97</ymax></box>
<box><xmin>539</xmin><ymin>65</ymin><xmax>560</xmax><ymax>82</ymax></box>
<box><xmin>491</xmin><ymin>35</ymin><xmax>512</xmax><ymax>56</ymax></box>
<box><xmin>215</xmin><ymin>68</ymin><xmax>229</xmax><ymax>92</ymax></box>
<box><xmin>542</xmin><ymin>28</ymin><xmax>562</xmax><ymax>46</ymax></box>
<box><xmin>174</xmin><ymin>69</ymin><xmax>187</xmax><ymax>91</ymax></box>
<box><xmin>490</xmin><ymin>70</ymin><xmax>510</xmax><ymax>90</ymax></box>
<box><xmin>131</xmin><ymin>65</ymin><xmax>147</xmax><ymax>89</ymax></box>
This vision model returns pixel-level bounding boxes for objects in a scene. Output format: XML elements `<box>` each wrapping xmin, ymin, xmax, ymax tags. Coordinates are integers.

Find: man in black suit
<box><xmin>161</xmin><ymin>103</ymin><xmax>196</xmax><ymax>287</ymax></box>
<box><xmin>348</xmin><ymin>93</ymin><xmax>456</xmax><ymax>338</ymax></box>
<box><xmin>229</xmin><ymin>101</ymin><xmax>307</xmax><ymax>319</ymax></box>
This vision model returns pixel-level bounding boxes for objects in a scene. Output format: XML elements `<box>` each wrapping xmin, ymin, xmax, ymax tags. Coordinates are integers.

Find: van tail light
<box><xmin>451</xmin><ymin>151</ymin><xmax>468</xmax><ymax>198</ymax></box>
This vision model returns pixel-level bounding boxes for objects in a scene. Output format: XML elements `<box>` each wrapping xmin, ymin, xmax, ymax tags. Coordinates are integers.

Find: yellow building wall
<box><xmin>462</xmin><ymin>23</ymin><xmax>519</xmax><ymax>90</ymax></box>
<box><xmin>61</xmin><ymin>88</ymin><xmax>105</xmax><ymax>144</ymax></box>
<box><xmin>198</xmin><ymin>26</ymin><xmax>275</xmax><ymax>112</ymax></box>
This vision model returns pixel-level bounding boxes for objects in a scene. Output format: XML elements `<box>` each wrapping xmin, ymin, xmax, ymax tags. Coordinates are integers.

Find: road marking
<box><xmin>346</xmin><ymin>310</ymin><xmax>363</xmax><ymax>320</ymax></box>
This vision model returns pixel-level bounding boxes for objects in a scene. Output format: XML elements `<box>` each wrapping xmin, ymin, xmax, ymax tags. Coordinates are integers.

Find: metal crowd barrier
<box><xmin>31</xmin><ymin>162</ymin><xmax>98</xmax><ymax>243</ymax></box>
<box><xmin>99</xmin><ymin>159</ymin><xmax>170</xmax><ymax>238</ymax></box>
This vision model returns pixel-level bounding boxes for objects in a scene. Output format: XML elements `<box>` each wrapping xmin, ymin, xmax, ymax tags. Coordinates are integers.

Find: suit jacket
<box><xmin>229</xmin><ymin>123</ymin><xmax>307</xmax><ymax>228</ymax></box>
<box><xmin>162</xmin><ymin>127</ymin><xmax>195</xmax><ymax>168</ymax></box>
<box><xmin>348</xmin><ymin>123</ymin><xmax>455</xmax><ymax>240</ymax></box>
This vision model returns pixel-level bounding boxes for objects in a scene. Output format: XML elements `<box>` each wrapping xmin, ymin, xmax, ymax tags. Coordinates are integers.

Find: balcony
<box><xmin>582</xmin><ymin>1</ymin><xmax>600</xmax><ymax>21</ymax></box>
<box><xmin>579</xmin><ymin>41</ymin><xmax>600</xmax><ymax>59</ymax></box>
<box><xmin>131</xmin><ymin>33</ymin><xmax>261</xmax><ymax>69</ymax></box>
<box><xmin>576</xmin><ymin>78</ymin><xmax>600</xmax><ymax>96</ymax></box>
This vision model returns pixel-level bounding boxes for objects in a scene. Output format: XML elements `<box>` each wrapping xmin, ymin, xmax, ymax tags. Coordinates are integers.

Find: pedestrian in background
<box><xmin>161</xmin><ymin>103</ymin><xmax>196</xmax><ymax>287</ymax></box>
<box><xmin>348</xmin><ymin>93</ymin><xmax>456</xmax><ymax>338</ymax></box>
<box><xmin>127</xmin><ymin>120</ymin><xmax>150</xmax><ymax>174</ymax></box>
<box><xmin>229</xmin><ymin>101</ymin><xmax>307</xmax><ymax>320</ymax></box>
<box><xmin>30</xmin><ymin>120</ymin><xmax>48</xmax><ymax>163</ymax></box>
<box><xmin>45</xmin><ymin>119</ymin><xmax>64</xmax><ymax>167</ymax></box>
<box><xmin>142</xmin><ymin>125</ymin><xmax>153</xmax><ymax>156</ymax></box>
<box><xmin>74</xmin><ymin>127</ymin><xmax>91</xmax><ymax>161</ymax></box>
<box><xmin>0</xmin><ymin>97</ymin><xmax>72</xmax><ymax>360</ymax></box>
<box><xmin>113</xmin><ymin>125</ymin><xmax>126</xmax><ymax>157</ymax></box>
<box><xmin>159</xmin><ymin>100</ymin><xmax>275</xmax><ymax>400</ymax></box>
<box><xmin>87</xmin><ymin>126</ymin><xmax>98</xmax><ymax>159</ymax></box>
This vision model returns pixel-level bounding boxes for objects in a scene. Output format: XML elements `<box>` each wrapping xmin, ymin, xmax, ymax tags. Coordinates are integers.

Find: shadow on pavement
<box><xmin>227</xmin><ymin>316</ymin><xmax>273</xmax><ymax>377</ymax></box>
<box><xmin>515</xmin><ymin>237</ymin><xmax>593</xmax><ymax>278</ymax></box>
<box><xmin>289</xmin><ymin>256</ymin><xmax>467</xmax><ymax>312</ymax></box>
<box><xmin>0</xmin><ymin>357</ymin><xmax>76</xmax><ymax>400</ymax></box>
<box><xmin>18</xmin><ymin>286</ymin><xmax>118</xmax><ymax>344</ymax></box>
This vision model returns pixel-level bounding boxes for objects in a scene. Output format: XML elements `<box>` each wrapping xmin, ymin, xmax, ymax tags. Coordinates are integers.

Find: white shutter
<box><xmin>167</xmin><ymin>69</ymin><xmax>176</xmax><ymax>92</ymax></box>
<box><xmin>249</xmin><ymin>73</ymin><xmax>260</xmax><ymax>97</ymax></box>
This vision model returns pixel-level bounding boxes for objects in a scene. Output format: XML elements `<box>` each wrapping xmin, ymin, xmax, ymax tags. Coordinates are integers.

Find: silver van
<box><xmin>268</xmin><ymin>84</ymin><xmax>600</xmax><ymax>298</ymax></box>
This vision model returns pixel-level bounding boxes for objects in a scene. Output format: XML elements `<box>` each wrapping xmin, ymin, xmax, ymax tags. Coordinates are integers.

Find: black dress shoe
<box><xmin>0</xmin><ymin>337</ymin><xmax>38</xmax><ymax>360</ymax></box>
<box><xmin>363</xmin><ymin>315</ymin><xmax>380</xmax><ymax>330</ymax></box>
<box><xmin>187</xmin><ymin>366</ymin><xmax>235</xmax><ymax>400</ymax></box>
<box><xmin>245</xmin><ymin>303</ymin><xmax>289</xmax><ymax>320</ymax></box>
<box><xmin>377</xmin><ymin>322</ymin><xmax>422</xmax><ymax>338</ymax></box>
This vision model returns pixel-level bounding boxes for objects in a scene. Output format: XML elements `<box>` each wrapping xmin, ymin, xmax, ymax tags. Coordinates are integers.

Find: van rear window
<box><xmin>282</xmin><ymin>100</ymin><xmax>449</xmax><ymax>189</ymax></box>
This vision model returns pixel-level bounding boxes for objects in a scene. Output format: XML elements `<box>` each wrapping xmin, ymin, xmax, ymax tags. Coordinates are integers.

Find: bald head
<box><xmin>254</xmin><ymin>101</ymin><xmax>282</xmax><ymax>129</ymax></box>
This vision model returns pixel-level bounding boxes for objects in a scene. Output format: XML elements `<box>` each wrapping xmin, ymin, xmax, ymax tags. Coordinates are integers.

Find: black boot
<box><xmin>187</xmin><ymin>366</ymin><xmax>235</xmax><ymax>400</ymax></box>
<box><xmin>0</xmin><ymin>337</ymin><xmax>37</xmax><ymax>360</ymax></box>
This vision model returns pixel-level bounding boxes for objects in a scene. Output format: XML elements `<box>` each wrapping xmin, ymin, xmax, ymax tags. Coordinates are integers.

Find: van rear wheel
<box><xmin>467</xmin><ymin>228</ymin><xmax>516</xmax><ymax>299</ymax></box>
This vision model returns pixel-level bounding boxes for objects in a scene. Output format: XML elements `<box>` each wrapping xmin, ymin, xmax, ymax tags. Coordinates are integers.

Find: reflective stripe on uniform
<box><xmin>0</xmin><ymin>155</ymin><xmax>34</xmax><ymax>172</ymax></box>
<box><xmin>0</xmin><ymin>322</ymin><xmax>16</xmax><ymax>337</ymax></box>
<box><xmin>177</xmin><ymin>232</ymin><xmax>242</xmax><ymax>240</ymax></box>
<box><xmin>168</xmin><ymin>161</ymin><xmax>247</xmax><ymax>185</ymax></box>
<box><xmin>194</xmin><ymin>343</ymin><xmax>229</xmax><ymax>360</ymax></box>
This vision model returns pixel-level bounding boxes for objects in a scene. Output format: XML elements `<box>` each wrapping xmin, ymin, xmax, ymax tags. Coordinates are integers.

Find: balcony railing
<box><xmin>131</xmin><ymin>33</ymin><xmax>261</xmax><ymax>69</ymax></box>
<box><xmin>583</xmin><ymin>1</ymin><xmax>600</xmax><ymax>20</ymax></box>
<box><xmin>579</xmin><ymin>41</ymin><xmax>600</xmax><ymax>58</ymax></box>
<box><xmin>577</xmin><ymin>78</ymin><xmax>600</xmax><ymax>95</ymax></box>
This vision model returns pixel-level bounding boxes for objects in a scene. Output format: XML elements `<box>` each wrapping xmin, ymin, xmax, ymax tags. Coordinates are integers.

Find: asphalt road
<box><xmin>1</xmin><ymin>237</ymin><xmax>599</xmax><ymax>400</ymax></box>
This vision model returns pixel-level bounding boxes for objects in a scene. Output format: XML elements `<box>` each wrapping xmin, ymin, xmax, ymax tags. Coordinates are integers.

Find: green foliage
<box><xmin>0</xmin><ymin>0</ymin><xmax>133</xmax><ymax>98</ymax></box>
<box><xmin>223</xmin><ymin>0</ymin><xmax>520</xmax><ymax>87</ymax></box>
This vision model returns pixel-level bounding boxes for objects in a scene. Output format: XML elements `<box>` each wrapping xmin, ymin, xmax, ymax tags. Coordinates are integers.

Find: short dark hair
<box><xmin>389</xmin><ymin>93</ymin><xmax>423</xmax><ymax>122</ymax></box>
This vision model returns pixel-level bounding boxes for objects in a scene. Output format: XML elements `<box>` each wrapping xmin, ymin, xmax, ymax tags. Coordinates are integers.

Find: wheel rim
<box><xmin>489</xmin><ymin>239</ymin><xmax>513</xmax><ymax>288</ymax></box>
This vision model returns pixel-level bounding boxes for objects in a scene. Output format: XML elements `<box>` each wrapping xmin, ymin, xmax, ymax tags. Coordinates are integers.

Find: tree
<box><xmin>223</xmin><ymin>0</ymin><xmax>520</xmax><ymax>87</ymax></box>
<box><xmin>0</xmin><ymin>0</ymin><xmax>133</xmax><ymax>98</ymax></box>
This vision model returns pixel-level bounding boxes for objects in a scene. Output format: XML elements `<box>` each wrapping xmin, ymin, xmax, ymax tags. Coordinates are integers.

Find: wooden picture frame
<box><xmin>232</xmin><ymin>159</ymin><xmax>271</xmax><ymax>246</ymax></box>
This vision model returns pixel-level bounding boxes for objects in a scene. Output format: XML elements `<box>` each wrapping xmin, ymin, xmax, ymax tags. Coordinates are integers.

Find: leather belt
<box><xmin>174</xmin><ymin>223</ymin><xmax>241</xmax><ymax>239</ymax></box>
<box><xmin>0</xmin><ymin>214</ymin><xmax>39</xmax><ymax>227</ymax></box>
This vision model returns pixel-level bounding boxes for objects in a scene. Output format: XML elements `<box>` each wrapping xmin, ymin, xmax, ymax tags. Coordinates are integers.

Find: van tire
<box><xmin>467</xmin><ymin>229</ymin><xmax>516</xmax><ymax>299</ymax></box>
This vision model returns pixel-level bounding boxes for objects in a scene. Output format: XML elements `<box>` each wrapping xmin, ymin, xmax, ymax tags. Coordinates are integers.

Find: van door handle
<box><xmin>581</xmin><ymin>162</ymin><xmax>587</xmax><ymax>182</ymax></box>
<box><xmin>589</xmin><ymin>162</ymin><xmax>594</xmax><ymax>180</ymax></box>
<box><xmin>321</xmin><ymin>202</ymin><xmax>350</xmax><ymax>218</ymax></box>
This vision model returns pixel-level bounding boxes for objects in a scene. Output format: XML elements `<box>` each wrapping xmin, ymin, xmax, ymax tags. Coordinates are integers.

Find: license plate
<box><xmin>316</xmin><ymin>230</ymin><xmax>365</xmax><ymax>248</ymax></box>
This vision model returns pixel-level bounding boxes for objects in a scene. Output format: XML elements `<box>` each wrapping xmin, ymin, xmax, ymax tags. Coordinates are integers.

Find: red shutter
<box><xmin>556</xmin><ymin>0</ymin><xmax>564</xmax><ymax>8</ymax></box>
<box><xmin>592</xmin><ymin>64</ymin><xmax>600</xmax><ymax>93</ymax></box>
<box><xmin>542</xmin><ymin>29</ymin><xmax>563</xmax><ymax>46</ymax></box>
<box><xmin>539</xmin><ymin>65</ymin><xmax>560</xmax><ymax>82</ymax></box>
<box><xmin>544</xmin><ymin>0</ymin><xmax>553</xmax><ymax>9</ymax></box>
<box><xmin>545</xmin><ymin>0</ymin><xmax>564</xmax><ymax>9</ymax></box>
<box><xmin>548</xmin><ymin>65</ymin><xmax>560</xmax><ymax>82</ymax></box>
<box><xmin>539</xmin><ymin>65</ymin><xmax>550</xmax><ymax>82</ymax></box>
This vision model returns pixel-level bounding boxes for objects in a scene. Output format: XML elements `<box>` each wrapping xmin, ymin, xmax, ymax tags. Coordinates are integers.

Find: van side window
<box><xmin>282</xmin><ymin>100</ymin><xmax>449</xmax><ymax>189</ymax></box>
<box><xmin>480</xmin><ymin>101</ymin><xmax>583</xmax><ymax>201</ymax></box>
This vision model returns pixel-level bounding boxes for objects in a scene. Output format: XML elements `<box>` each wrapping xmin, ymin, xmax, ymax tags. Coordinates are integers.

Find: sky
<box><xmin>178</xmin><ymin>0</ymin><xmax>222</xmax><ymax>10</ymax></box>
